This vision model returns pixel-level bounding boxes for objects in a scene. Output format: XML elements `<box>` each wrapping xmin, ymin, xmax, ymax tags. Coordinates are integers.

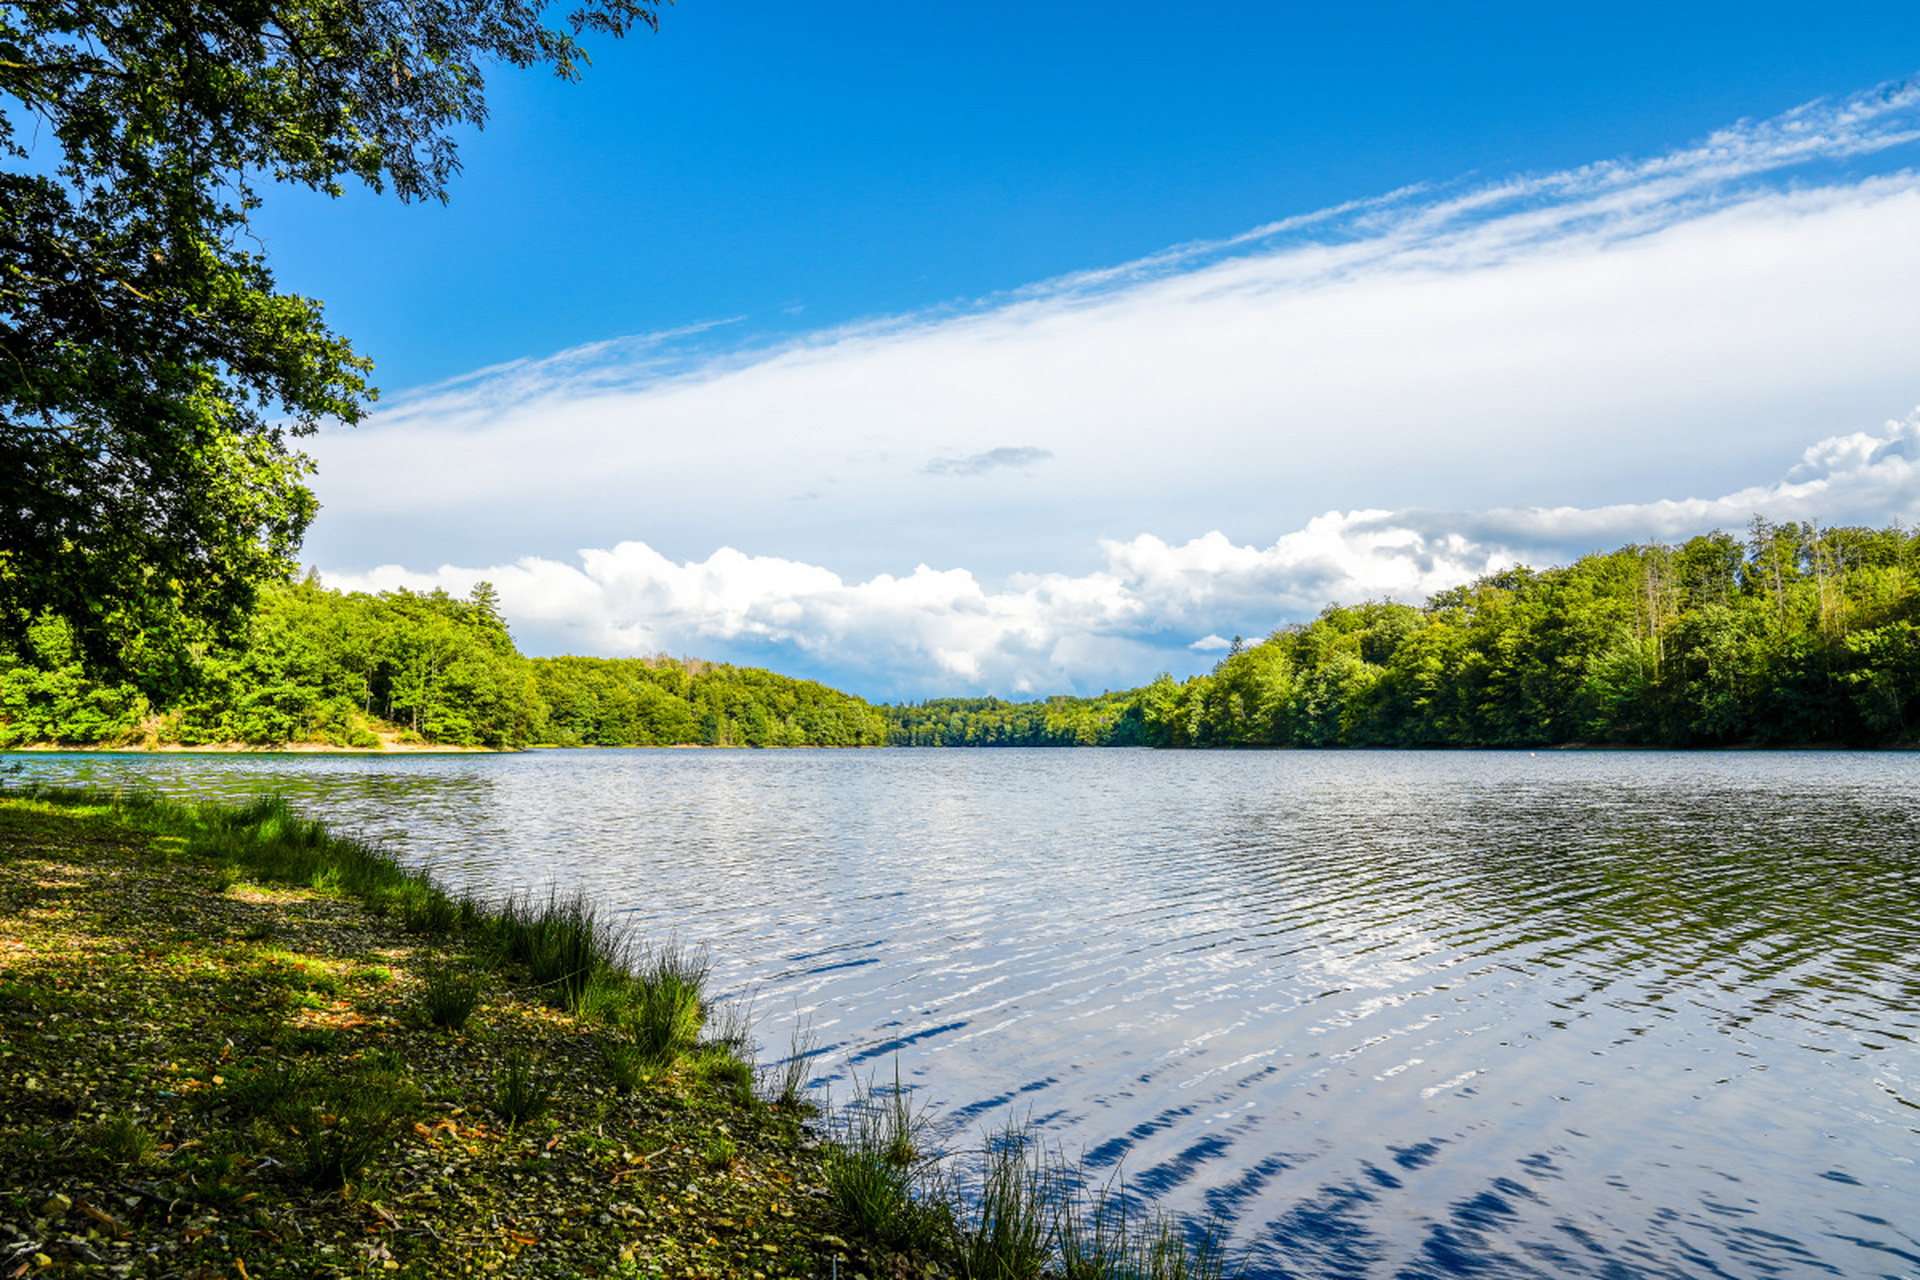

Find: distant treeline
<box><xmin>884</xmin><ymin>692</ymin><xmax>1145</xmax><ymax>747</ymax></box>
<box><xmin>0</xmin><ymin>578</ymin><xmax>888</xmax><ymax>750</ymax></box>
<box><xmin>9</xmin><ymin>520</ymin><xmax>1916</xmax><ymax>752</ymax></box>
<box><xmin>882</xmin><ymin>520</ymin><xmax>1920</xmax><ymax>749</ymax></box>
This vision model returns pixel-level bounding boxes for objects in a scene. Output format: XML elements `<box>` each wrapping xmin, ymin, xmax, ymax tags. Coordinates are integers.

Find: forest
<box><xmin>4</xmin><ymin>520</ymin><xmax>1916</xmax><ymax>752</ymax></box>
<box><xmin>0</xmin><ymin>577</ymin><xmax>888</xmax><ymax>750</ymax></box>
<box><xmin>881</xmin><ymin>519</ymin><xmax>1920</xmax><ymax>749</ymax></box>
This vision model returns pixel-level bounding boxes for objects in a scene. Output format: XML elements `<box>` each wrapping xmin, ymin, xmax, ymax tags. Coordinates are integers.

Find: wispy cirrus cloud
<box><xmin>323</xmin><ymin>410</ymin><xmax>1920</xmax><ymax>699</ymax></box>
<box><xmin>925</xmin><ymin>447</ymin><xmax>1054</xmax><ymax>477</ymax></box>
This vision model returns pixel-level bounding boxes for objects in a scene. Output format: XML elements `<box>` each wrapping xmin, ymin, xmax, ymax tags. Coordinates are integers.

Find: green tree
<box><xmin>0</xmin><ymin>0</ymin><xmax>660</xmax><ymax>670</ymax></box>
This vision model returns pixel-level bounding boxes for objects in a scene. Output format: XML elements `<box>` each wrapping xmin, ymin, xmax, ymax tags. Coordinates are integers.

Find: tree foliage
<box><xmin>883</xmin><ymin>521</ymin><xmax>1920</xmax><ymax>750</ymax></box>
<box><xmin>0</xmin><ymin>577</ymin><xmax>890</xmax><ymax>749</ymax></box>
<box><xmin>531</xmin><ymin>655</ymin><xmax>889</xmax><ymax>748</ymax></box>
<box><xmin>10</xmin><ymin>522</ymin><xmax>1918</xmax><ymax>753</ymax></box>
<box><xmin>0</xmin><ymin>0</ymin><xmax>659</xmax><ymax>669</ymax></box>
<box><xmin>886</xmin><ymin>693</ymin><xmax>1145</xmax><ymax>747</ymax></box>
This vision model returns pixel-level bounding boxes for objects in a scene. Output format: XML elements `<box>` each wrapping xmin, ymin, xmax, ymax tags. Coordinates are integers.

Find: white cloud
<box><xmin>305</xmin><ymin>78</ymin><xmax>1920</xmax><ymax>590</ymax></box>
<box><xmin>322</xmin><ymin>410</ymin><xmax>1920</xmax><ymax>699</ymax></box>
<box><xmin>304</xmin><ymin>80</ymin><xmax>1920</xmax><ymax>696</ymax></box>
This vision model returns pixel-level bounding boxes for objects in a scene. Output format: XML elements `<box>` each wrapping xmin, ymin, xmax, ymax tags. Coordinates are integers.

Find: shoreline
<box><xmin>0</xmin><ymin>790</ymin><xmax>869</xmax><ymax>1278</ymax></box>
<box><xmin>6</xmin><ymin>739</ymin><xmax>1914</xmax><ymax>756</ymax></box>
<box><xmin>0</xmin><ymin>788</ymin><xmax>1248</xmax><ymax>1280</ymax></box>
<box><xmin>2</xmin><ymin>740</ymin><xmax>502</xmax><ymax>754</ymax></box>
<box><xmin>9</xmin><ymin>731</ymin><xmax>1904</xmax><ymax>757</ymax></box>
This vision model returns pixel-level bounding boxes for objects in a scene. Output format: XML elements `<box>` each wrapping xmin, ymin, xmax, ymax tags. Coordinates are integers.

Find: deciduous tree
<box><xmin>0</xmin><ymin>0</ymin><xmax>660</xmax><ymax>670</ymax></box>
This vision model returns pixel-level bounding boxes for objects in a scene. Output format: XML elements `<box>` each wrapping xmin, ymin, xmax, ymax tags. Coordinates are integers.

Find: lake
<box><xmin>5</xmin><ymin>747</ymin><xmax>1916</xmax><ymax>1279</ymax></box>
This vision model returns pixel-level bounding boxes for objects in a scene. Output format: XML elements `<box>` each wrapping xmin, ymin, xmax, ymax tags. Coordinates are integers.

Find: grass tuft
<box><xmin>813</xmin><ymin>1083</ymin><xmax>1248</xmax><ymax>1280</ymax></box>
<box><xmin>953</xmin><ymin>1116</ymin><xmax>1055</xmax><ymax>1280</ymax></box>
<box><xmin>1056</xmin><ymin>1172</ymin><xmax>1132</xmax><ymax>1280</ymax></box>
<box><xmin>599</xmin><ymin>1036</ymin><xmax>654</xmax><ymax>1094</ymax></box>
<box><xmin>494</xmin><ymin>1050</ymin><xmax>554</xmax><ymax>1128</ymax></box>
<box><xmin>215</xmin><ymin>1058</ymin><xmax>323</xmax><ymax>1119</ymax></box>
<box><xmin>763</xmin><ymin>1015</ymin><xmax>822</xmax><ymax>1114</ymax></box>
<box><xmin>617</xmin><ymin>939</ymin><xmax>709</xmax><ymax>1063</ymax></box>
<box><xmin>1122</xmin><ymin>1211</ymin><xmax>1237</xmax><ymax>1280</ymax></box>
<box><xmin>487</xmin><ymin>888</ymin><xmax>631</xmax><ymax>1011</ymax></box>
<box><xmin>691</xmin><ymin>1042</ymin><xmax>755</xmax><ymax>1102</ymax></box>
<box><xmin>822</xmin><ymin>1063</ymin><xmax>952</xmax><ymax>1254</ymax></box>
<box><xmin>84</xmin><ymin>1113</ymin><xmax>155</xmax><ymax>1166</ymax></box>
<box><xmin>420</xmin><ymin>958</ymin><xmax>482</xmax><ymax>1030</ymax></box>
<box><xmin>297</xmin><ymin>1078</ymin><xmax>404</xmax><ymax>1188</ymax></box>
<box><xmin>283</xmin><ymin>1026</ymin><xmax>340</xmax><ymax>1054</ymax></box>
<box><xmin>401</xmin><ymin>886</ymin><xmax>460</xmax><ymax>936</ymax></box>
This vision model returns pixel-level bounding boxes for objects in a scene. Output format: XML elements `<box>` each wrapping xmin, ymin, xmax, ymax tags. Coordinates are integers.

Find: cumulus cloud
<box><xmin>306</xmin><ymin>79</ymin><xmax>1920</xmax><ymax>589</ymax></box>
<box><xmin>321</xmin><ymin>411</ymin><xmax>1920</xmax><ymax>699</ymax></box>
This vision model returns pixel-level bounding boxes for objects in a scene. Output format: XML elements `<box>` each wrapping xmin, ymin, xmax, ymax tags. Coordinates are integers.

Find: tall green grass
<box><xmin>494</xmin><ymin>1050</ymin><xmax>555</xmax><ymax>1127</ymax></box>
<box><xmin>620</xmin><ymin>938</ymin><xmax>709</xmax><ymax>1061</ymax></box>
<box><xmin>6</xmin><ymin>786</ymin><xmax>707</xmax><ymax>1046</ymax></box>
<box><xmin>762</xmin><ymin>1014</ymin><xmax>822</xmax><ymax>1113</ymax></box>
<box><xmin>420</xmin><ymin>957</ymin><xmax>483</xmax><ymax>1030</ymax></box>
<box><xmin>952</xmin><ymin>1116</ymin><xmax>1055</xmax><ymax>1280</ymax></box>
<box><xmin>484</xmin><ymin>888</ymin><xmax>631</xmax><ymax>1009</ymax></box>
<box><xmin>821</xmin><ymin>1064</ymin><xmax>953</xmax><ymax>1254</ymax></box>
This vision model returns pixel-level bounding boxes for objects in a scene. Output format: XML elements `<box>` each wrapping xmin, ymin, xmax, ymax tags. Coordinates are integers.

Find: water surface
<box><xmin>7</xmin><ymin>748</ymin><xmax>1917</xmax><ymax>1279</ymax></box>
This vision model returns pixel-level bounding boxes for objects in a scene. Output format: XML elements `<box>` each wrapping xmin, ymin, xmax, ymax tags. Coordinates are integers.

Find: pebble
<box><xmin>39</xmin><ymin>1194</ymin><xmax>72</xmax><ymax>1219</ymax></box>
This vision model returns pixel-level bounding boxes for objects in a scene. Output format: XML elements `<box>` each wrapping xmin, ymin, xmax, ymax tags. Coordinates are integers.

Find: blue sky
<box><xmin>279</xmin><ymin>2</ymin><xmax>1920</xmax><ymax>698</ymax></box>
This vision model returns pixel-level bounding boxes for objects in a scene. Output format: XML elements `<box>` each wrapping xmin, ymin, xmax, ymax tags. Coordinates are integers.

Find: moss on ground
<box><xmin>0</xmin><ymin>795</ymin><xmax>918</xmax><ymax>1279</ymax></box>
